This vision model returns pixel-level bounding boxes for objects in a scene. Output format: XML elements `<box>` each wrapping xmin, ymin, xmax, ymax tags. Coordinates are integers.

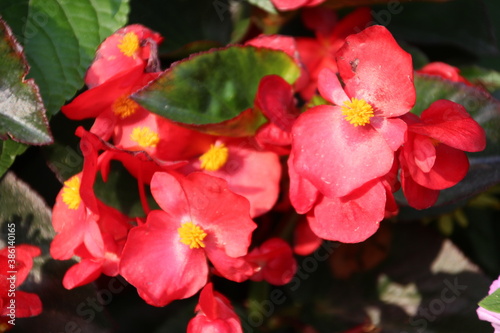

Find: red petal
<box><xmin>311</xmin><ymin>180</ymin><xmax>386</xmax><ymax>243</ymax></box>
<box><xmin>409</xmin><ymin>141</ymin><xmax>469</xmax><ymax>190</ymax></box>
<box><xmin>287</xmin><ymin>151</ymin><xmax>319</xmax><ymax>214</ymax></box>
<box><xmin>120</xmin><ymin>210</ymin><xmax>208</xmax><ymax>307</ymax></box>
<box><xmin>412</xmin><ymin>134</ymin><xmax>436</xmax><ymax>173</ymax></box>
<box><xmin>337</xmin><ymin>25</ymin><xmax>415</xmax><ymax>117</ymax></box>
<box><xmin>63</xmin><ymin>260</ymin><xmax>103</xmax><ymax>289</ymax></box>
<box><xmin>292</xmin><ymin>105</ymin><xmax>394</xmax><ymax>197</ymax></box>
<box><xmin>205</xmin><ymin>246</ymin><xmax>253</xmax><ymax>282</ymax></box>
<box><xmin>410</xmin><ymin>99</ymin><xmax>486</xmax><ymax>152</ymax></box>
<box><xmin>255</xmin><ymin>75</ymin><xmax>298</xmax><ymax>132</ymax></box>
<box><xmin>6</xmin><ymin>291</ymin><xmax>42</xmax><ymax>318</ymax></box>
<box><xmin>294</xmin><ymin>217</ymin><xmax>322</xmax><ymax>256</ymax></box>
<box><xmin>401</xmin><ymin>167</ymin><xmax>439</xmax><ymax>209</ymax></box>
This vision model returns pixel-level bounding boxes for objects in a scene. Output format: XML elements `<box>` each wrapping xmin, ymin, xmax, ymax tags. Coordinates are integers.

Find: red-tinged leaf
<box><xmin>133</xmin><ymin>46</ymin><xmax>300</xmax><ymax>137</ymax></box>
<box><xmin>0</xmin><ymin>18</ymin><xmax>52</xmax><ymax>145</ymax></box>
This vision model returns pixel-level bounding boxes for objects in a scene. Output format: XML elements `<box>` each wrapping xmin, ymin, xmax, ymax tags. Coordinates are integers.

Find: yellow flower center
<box><xmin>340</xmin><ymin>98</ymin><xmax>374</xmax><ymax>127</ymax></box>
<box><xmin>178</xmin><ymin>222</ymin><xmax>207</xmax><ymax>249</ymax></box>
<box><xmin>430</xmin><ymin>138</ymin><xmax>440</xmax><ymax>147</ymax></box>
<box><xmin>61</xmin><ymin>176</ymin><xmax>81</xmax><ymax>210</ymax></box>
<box><xmin>0</xmin><ymin>322</ymin><xmax>10</xmax><ymax>332</ymax></box>
<box><xmin>117</xmin><ymin>32</ymin><xmax>140</xmax><ymax>57</ymax></box>
<box><xmin>199</xmin><ymin>143</ymin><xmax>229</xmax><ymax>171</ymax></box>
<box><xmin>130</xmin><ymin>126</ymin><xmax>160</xmax><ymax>148</ymax></box>
<box><xmin>112</xmin><ymin>95</ymin><xmax>139</xmax><ymax>119</ymax></box>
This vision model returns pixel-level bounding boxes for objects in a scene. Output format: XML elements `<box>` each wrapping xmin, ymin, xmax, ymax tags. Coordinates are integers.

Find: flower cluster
<box><xmin>49</xmin><ymin>12</ymin><xmax>486</xmax><ymax>332</ymax></box>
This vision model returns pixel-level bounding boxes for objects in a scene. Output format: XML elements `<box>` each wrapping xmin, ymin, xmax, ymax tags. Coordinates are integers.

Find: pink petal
<box><xmin>317</xmin><ymin>67</ymin><xmax>349</xmax><ymax>105</ymax></box>
<box><xmin>371</xmin><ymin>116</ymin><xmax>407</xmax><ymax>151</ymax></box>
<box><xmin>337</xmin><ymin>25</ymin><xmax>415</xmax><ymax>117</ymax></box>
<box><xmin>150</xmin><ymin>171</ymin><xmax>191</xmax><ymax>218</ymax></box>
<box><xmin>292</xmin><ymin>105</ymin><xmax>394</xmax><ymax>198</ymax></box>
<box><xmin>310</xmin><ymin>180</ymin><xmax>386</xmax><ymax>243</ymax></box>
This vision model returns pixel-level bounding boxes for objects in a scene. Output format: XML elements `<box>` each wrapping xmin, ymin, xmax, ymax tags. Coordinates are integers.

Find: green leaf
<box><xmin>0</xmin><ymin>139</ymin><xmax>28</xmax><ymax>178</ymax></box>
<box><xmin>479</xmin><ymin>285</ymin><xmax>500</xmax><ymax>313</ymax></box>
<box><xmin>460</xmin><ymin>65</ymin><xmax>500</xmax><ymax>93</ymax></box>
<box><xmin>2</xmin><ymin>0</ymin><xmax>130</xmax><ymax>116</ymax></box>
<box><xmin>128</xmin><ymin>0</ymin><xmax>249</xmax><ymax>56</ymax></box>
<box><xmin>0</xmin><ymin>18</ymin><xmax>52</xmax><ymax>144</ymax></box>
<box><xmin>245</xmin><ymin>0</ymin><xmax>277</xmax><ymax>14</ymax></box>
<box><xmin>134</xmin><ymin>46</ymin><xmax>300</xmax><ymax>136</ymax></box>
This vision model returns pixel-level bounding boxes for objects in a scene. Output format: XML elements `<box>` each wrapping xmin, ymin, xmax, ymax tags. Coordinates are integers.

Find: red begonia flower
<box><xmin>245</xmin><ymin>238</ymin><xmax>297</xmax><ymax>285</ymax></box>
<box><xmin>187</xmin><ymin>283</ymin><xmax>243</xmax><ymax>333</ymax></box>
<box><xmin>1</xmin><ymin>245</ymin><xmax>42</xmax><ymax>319</ymax></box>
<box><xmin>399</xmin><ymin>99</ymin><xmax>486</xmax><ymax>209</ymax></box>
<box><xmin>120</xmin><ymin>171</ymin><xmax>256</xmax><ymax>306</ymax></box>
<box><xmin>296</xmin><ymin>7</ymin><xmax>372</xmax><ymax>100</ymax></box>
<box><xmin>292</xmin><ymin>25</ymin><xmax>414</xmax><ymax>199</ymax></box>
<box><xmin>85</xmin><ymin>24</ymin><xmax>163</xmax><ymax>88</ymax></box>
<box><xmin>62</xmin><ymin>66</ymin><xmax>160</xmax><ymax>140</ymax></box>
<box><xmin>179</xmin><ymin>137</ymin><xmax>281</xmax><ymax>218</ymax></box>
<box><xmin>417</xmin><ymin>62</ymin><xmax>473</xmax><ymax>86</ymax></box>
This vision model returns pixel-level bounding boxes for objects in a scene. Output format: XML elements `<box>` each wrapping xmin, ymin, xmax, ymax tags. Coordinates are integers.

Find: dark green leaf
<box><xmin>134</xmin><ymin>46</ymin><xmax>300</xmax><ymax>136</ymax></box>
<box><xmin>460</xmin><ymin>65</ymin><xmax>500</xmax><ymax>92</ymax></box>
<box><xmin>5</xmin><ymin>0</ymin><xmax>130</xmax><ymax>115</ymax></box>
<box><xmin>479</xmin><ymin>285</ymin><xmax>500</xmax><ymax>313</ymax></box>
<box><xmin>0</xmin><ymin>139</ymin><xmax>27</xmax><ymax>178</ymax></box>
<box><xmin>0</xmin><ymin>18</ymin><xmax>52</xmax><ymax>144</ymax></box>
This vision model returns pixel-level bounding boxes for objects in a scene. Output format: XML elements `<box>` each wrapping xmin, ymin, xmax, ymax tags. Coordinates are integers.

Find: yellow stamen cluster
<box><xmin>112</xmin><ymin>95</ymin><xmax>139</xmax><ymax>119</ymax></box>
<box><xmin>199</xmin><ymin>143</ymin><xmax>229</xmax><ymax>171</ymax></box>
<box><xmin>340</xmin><ymin>98</ymin><xmax>374</xmax><ymax>127</ymax></box>
<box><xmin>61</xmin><ymin>176</ymin><xmax>81</xmax><ymax>210</ymax></box>
<box><xmin>117</xmin><ymin>32</ymin><xmax>140</xmax><ymax>57</ymax></box>
<box><xmin>178</xmin><ymin>222</ymin><xmax>207</xmax><ymax>249</ymax></box>
<box><xmin>130</xmin><ymin>126</ymin><xmax>160</xmax><ymax>148</ymax></box>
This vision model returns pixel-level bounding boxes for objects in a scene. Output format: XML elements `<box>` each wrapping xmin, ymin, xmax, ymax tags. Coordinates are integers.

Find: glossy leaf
<box><xmin>479</xmin><ymin>288</ymin><xmax>500</xmax><ymax>314</ymax></box>
<box><xmin>134</xmin><ymin>46</ymin><xmax>300</xmax><ymax>136</ymax></box>
<box><xmin>0</xmin><ymin>18</ymin><xmax>52</xmax><ymax>145</ymax></box>
<box><xmin>0</xmin><ymin>139</ymin><xmax>27</xmax><ymax>178</ymax></box>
